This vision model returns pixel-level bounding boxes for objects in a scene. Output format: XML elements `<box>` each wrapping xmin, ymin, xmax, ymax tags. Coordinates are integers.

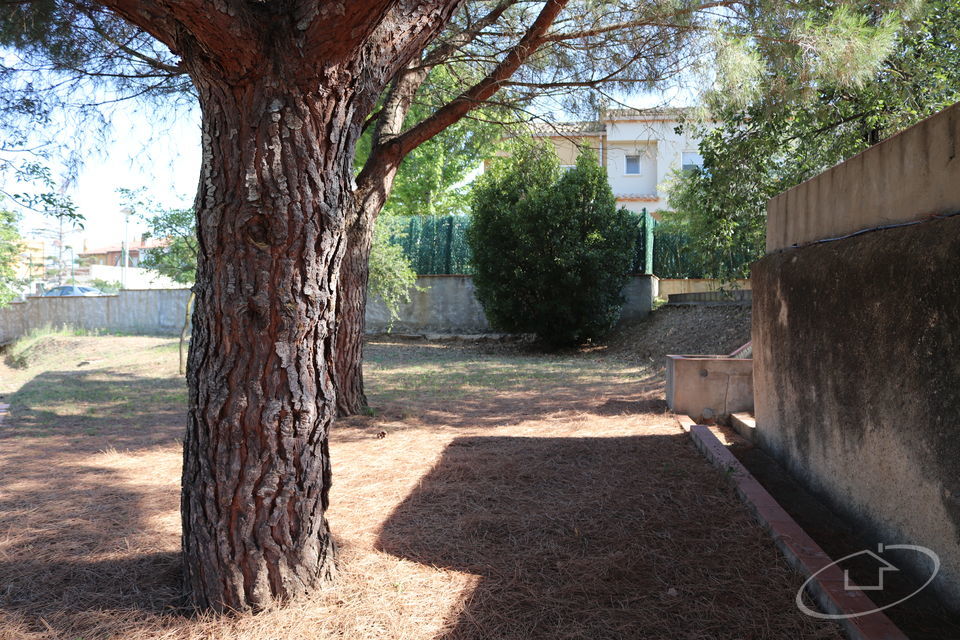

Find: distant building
<box><xmin>79</xmin><ymin>236</ymin><xmax>167</xmax><ymax>267</ymax></box>
<box><xmin>13</xmin><ymin>239</ymin><xmax>46</xmax><ymax>280</ymax></box>
<box><xmin>529</xmin><ymin>108</ymin><xmax>705</xmax><ymax>215</ymax></box>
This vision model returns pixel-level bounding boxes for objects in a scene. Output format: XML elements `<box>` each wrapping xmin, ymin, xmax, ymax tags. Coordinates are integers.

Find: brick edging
<box><xmin>676</xmin><ymin>416</ymin><xmax>908</xmax><ymax>640</ymax></box>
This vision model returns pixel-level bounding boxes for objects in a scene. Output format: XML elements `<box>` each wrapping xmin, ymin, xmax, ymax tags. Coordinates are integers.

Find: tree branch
<box><xmin>78</xmin><ymin>4</ymin><xmax>184</xmax><ymax>75</ymax></box>
<box><xmin>354</xmin><ymin>60</ymin><xmax>428</xmax><ymax>202</ymax></box>
<box><xmin>393</xmin><ymin>0</ymin><xmax>569</xmax><ymax>158</ymax></box>
<box><xmin>92</xmin><ymin>0</ymin><xmax>257</xmax><ymax>72</ymax></box>
<box><xmin>542</xmin><ymin>0</ymin><xmax>738</xmax><ymax>43</ymax></box>
<box><xmin>420</xmin><ymin>0</ymin><xmax>518</xmax><ymax>69</ymax></box>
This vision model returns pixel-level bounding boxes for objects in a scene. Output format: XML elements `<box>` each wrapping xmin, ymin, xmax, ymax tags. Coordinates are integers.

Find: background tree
<box><xmin>664</xmin><ymin>0</ymin><xmax>960</xmax><ymax>279</ymax></box>
<box><xmin>0</xmin><ymin>0</ymin><xmax>921</xmax><ymax>613</ymax></box>
<box><xmin>331</xmin><ymin>0</ymin><xmax>709</xmax><ymax>414</ymax></box>
<box><xmin>133</xmin><ymin>200</ymin><xmax>198</xmax><ymax>374</ymax></box>
<box><xmin>469</xmin><ymin>144</ymin><xmax>634</xmax><ymax>346</ymax></box>
<box><xmin>367</xmin><ymin>220</ymin><xmax>419</xmax><ymax>330</ymax></box>
<box><xmin>0</xmin><ymin>206</ymin><xmax>25</xmax><ymax>306</ymax></box>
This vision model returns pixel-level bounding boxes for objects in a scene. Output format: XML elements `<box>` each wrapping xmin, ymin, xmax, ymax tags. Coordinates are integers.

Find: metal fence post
<box><xmin>644</xmin><ymin>208</ymin><xmax>655</xmax><ymax>275</ymax></box>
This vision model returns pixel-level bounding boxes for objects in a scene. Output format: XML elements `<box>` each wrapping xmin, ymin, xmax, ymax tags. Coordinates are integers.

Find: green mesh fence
<box><xmin>652</xmin><ymin>226</ymin><xmax>700</xmax><ymax>278</ymax></box>
<box><xmin>383</xmin><ymin>215</ymin><xmax>474</xmax><ymax>275</ymax></box>
<box><xmin>652</xmin><ymin>223</ymin><xmax>757</xmax><ymax>278</ymax></box>
<box><xmin>384</xmin><ymin>212</ymin><xmax>747</xmax><ymax>278</ymax></box>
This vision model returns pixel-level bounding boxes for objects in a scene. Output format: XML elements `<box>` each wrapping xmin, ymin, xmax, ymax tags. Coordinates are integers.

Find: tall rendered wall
<box><xmin>753</xmin><ymin>102</ymin><xmax>960</xmax><ymax>605</ymax></box>
<box><xmin>766</xmin><ymin>103</ymin><xmax>960</xmax><ymax>251</ymax></box>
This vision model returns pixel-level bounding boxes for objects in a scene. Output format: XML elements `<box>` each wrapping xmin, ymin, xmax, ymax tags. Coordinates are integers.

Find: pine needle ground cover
<box><xmin>0</xmin><ymin>334</ymin><xmax>839</xmax><ymax>639</ymax></box>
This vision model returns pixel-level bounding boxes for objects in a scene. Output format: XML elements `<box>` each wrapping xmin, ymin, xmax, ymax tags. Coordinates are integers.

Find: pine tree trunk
<box><xmin>333</xmin><ymin>151</ymin><xmax>405</xmax><ymax>417</ymax></box>
<box><xmin>84</xmin><ymin>0</ymin><xmax>495</xmax><ymax>615</ymax></box>
<box><xmin>334</xmin><ymin>210</ymin><xmax>375</xmax><ymax>416</ymax></box>
<box><xmin>181</xmin><ymin>73</ymin><xmax>363</xmax><ymax>611</ymax></box>
<box><xmin>332</xmin><ymin>65</ymin><xmax>423</xmax><ymax>418</ymax></box>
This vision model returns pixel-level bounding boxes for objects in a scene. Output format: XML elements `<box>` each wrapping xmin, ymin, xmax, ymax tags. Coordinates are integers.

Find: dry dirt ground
<box><xmin>602</xmin><ymin>304</ymin><xmax>752</xmax><ymax>367</ymax></box>
<box><xmin>0</xmin><ymin>308</ymin><xmax>840</xmax><ymax>640</ymax></box>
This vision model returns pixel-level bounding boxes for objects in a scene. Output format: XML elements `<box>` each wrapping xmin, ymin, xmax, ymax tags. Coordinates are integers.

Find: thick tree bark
<box><xmin>180</xmin><ymin>70</ymin><xmax>367</xmax><ymax>611</ymax></box>
<box><xmin>167</xmin><ymin>0</ymin><xmax>467</xmax><ymax>607</ymax></box>
<box><xmin>333</xmin><ymin>157</ymin><xmax>407</xmax><ymax>415</ymax></box>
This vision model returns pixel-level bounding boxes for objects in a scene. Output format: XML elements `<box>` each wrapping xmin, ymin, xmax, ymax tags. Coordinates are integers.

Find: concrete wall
<box><xmin>0</xmin><ymin>289</ymin><xmax>192</xmax><ymax>345</ymax></box>
<box><xmin>365</xmin><ymin>274</ymin><xmax>657</xmax><ymax>334</ymax></box>
<box><xmin>666</xmin><ymin>355</ymin><xmax>753</xmax><ymax>421</ymax></box>
<box><xmin>766</xmin><ymin>102</ymin><xmax>960</xmax><ymax>252</ymax></box>
<box><xmin>366</xmin><ymin>276</ymin><xmax>489</xmax><ymax>333</ymax></box>
<box><xmin>1</xmin><ymin>275</ymin><xmax>656</xmax><ymax>343</ymax></box>
<box><xmin>658</xmin><ymin>278</ymin><xmax>750</xmax><ymax>297</ymax></box>
<box><xmin>667</xmin><ymin>290</ymin><xmax>752</xmax><ymax>305</ymax></box>
<box><xmin>753</xmin><ymin>102</ymin><xmax>960</xmax><ymax>606</ymax></box>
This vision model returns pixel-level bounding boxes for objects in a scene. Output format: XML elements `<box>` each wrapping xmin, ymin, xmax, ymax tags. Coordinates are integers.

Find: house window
<box><xmin>682</xmin><ymin>151</ymin><xmax>704</xmax><ymax>173</ymax></box>
<box><xmin>624</xmin><ymin>155</ymin><xmax>641</xmax><ymax>175</ymax></box>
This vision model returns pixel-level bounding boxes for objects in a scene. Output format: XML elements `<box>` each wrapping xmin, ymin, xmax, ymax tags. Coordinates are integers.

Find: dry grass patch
<box><xmin>0</xmin><ymin>335</ymin><xmax>841</xmax><ymax>639</ymax></box>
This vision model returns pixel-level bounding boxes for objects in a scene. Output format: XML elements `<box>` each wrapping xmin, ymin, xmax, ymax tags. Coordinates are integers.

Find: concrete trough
<box><xmin>665</xmin><ymin>355</ymin><xmax>753</xmax><ymax>422</ymax></box>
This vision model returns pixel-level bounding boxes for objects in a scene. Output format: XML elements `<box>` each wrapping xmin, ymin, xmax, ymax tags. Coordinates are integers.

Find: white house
<box><xmin>530</xmin><ymin>108</ymin><xmax>705</xmax><ymax>215</ymax></box>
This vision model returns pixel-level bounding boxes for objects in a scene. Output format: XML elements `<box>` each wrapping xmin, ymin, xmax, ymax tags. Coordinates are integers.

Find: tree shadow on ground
<box><xmin>376</xmin><ymin>435</ymin><xmax>841</xmax><ymax>640</ymax></box>
<box><xmin>0</xmin><ymin>454</ymin><xmax>186</xmax><ymax>636</ymax></box>
<box><xmin>0</xmin><ymin>370</ymin><xmax>189</xmax><ymax>635</ymax></box>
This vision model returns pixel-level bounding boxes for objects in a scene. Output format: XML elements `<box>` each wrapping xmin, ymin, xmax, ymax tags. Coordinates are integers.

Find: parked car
<box><xmin>42</xmin><ymin>285</ymin><xmax>104</xmax><ymax>297</ymax></box>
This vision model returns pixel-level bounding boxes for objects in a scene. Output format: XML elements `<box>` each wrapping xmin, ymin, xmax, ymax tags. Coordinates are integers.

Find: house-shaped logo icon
<box><xmin>796</xmin><ymin>543</ymin><xmax>940</xmax><ymax>620</ymax></box>
<box><xmin>844</xmin><ymin>543</ymin><xmax>900</xmax><ymax>592</ymax></box>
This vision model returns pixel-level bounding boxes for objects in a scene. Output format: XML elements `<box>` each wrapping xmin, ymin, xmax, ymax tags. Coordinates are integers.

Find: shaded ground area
<box><xmin>0</xmin><ymin>327</ymin><xmax>839</xmax><ymax>639</ymax></box>
<box><xmin>378</xmin><ymin>434</ymin><xmax>813</xmax><ymax>639</ymax></box>
<box><xmin>728</xmin><ymin>439</ymin><xmax>960</xmax><ymax>640</ymax></box>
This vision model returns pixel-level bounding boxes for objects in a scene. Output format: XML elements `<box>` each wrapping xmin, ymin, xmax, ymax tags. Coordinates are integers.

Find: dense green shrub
<box><xmin>468</xmin><ymin>143</ymin><xmax>635</xmax><ymax>346</ymax></box>
<box><xmin>368</xmin><ymin>217</ymin><xmax>419</xmax><ymax>327</ymax></box>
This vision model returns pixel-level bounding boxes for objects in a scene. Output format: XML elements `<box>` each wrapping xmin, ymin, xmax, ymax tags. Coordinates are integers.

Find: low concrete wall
<box><xmin>667</xmin><ymin>290</ymin><xmax>752</xmax><ymax>305</ymax></box>
<box><xmin>766</xmin><ymin>102</ymin><xmax>960</xmax><ymax>251</ymax></box>
<box><xmin>2</xmin><ymin>275</ymin><xmax>657</xmax><ymax>343</ymax></box>
<box><xmin>753</xmin><ymin>213</ymin><xmax>960</xmax><ymax>606</ymax></box>
<box><xmin>366</xmin><ymin>276</ymin><xmax>489</xmax><ymax>333</ymax></box>
<box><xmin>658</xmin><ymin>278</ymin><xmax>750</xmax><ymax>297</ymax></box>
<box><xmin>620</xmin><ymin>275</ymin><xmax>658</xmax><ymax>321</ymax></box>
<box><xmin>366</xmin><ymin>274</ymin><xmax>657</xmax><ymax>333</ymax></box>
<box><xmin>665</xmin><ymin>355</ymin><xmax>753</xmax><ymax>421</ymax></box>
<box><xmin>0</xmin><ymin>289</ymin><xmax>192</xmax><ymax>344</ymax></box>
